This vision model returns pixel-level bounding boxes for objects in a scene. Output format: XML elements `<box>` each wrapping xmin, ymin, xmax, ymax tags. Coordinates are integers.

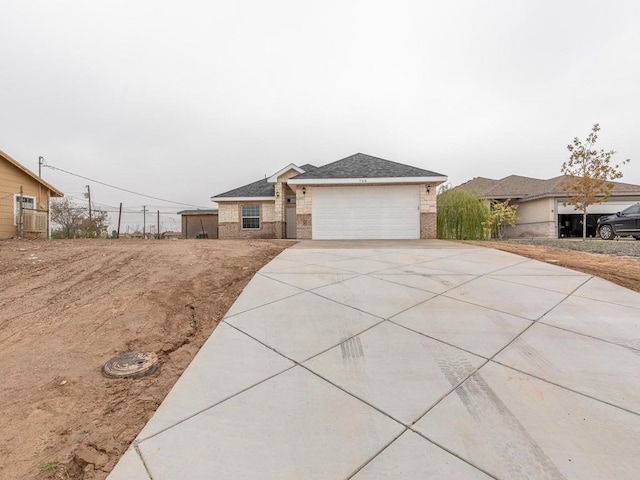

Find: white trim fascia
<box><xmin>519</xmin><ymin>191</ymin><xmax>640</xmax><ymax>203</ymax></box>
<box><xmin>267</xmin><ymin>164</ymin><xmax>305</xmax><ymax>184</ymax></box>
<box><xmin>211</xmin><ymin>196</ymin><xmax>275</xmax><ymax>202</ymax></box>
<box><xmin>287</xmin><ymin>176</ymin><xmax>448</xmax><ymax>185</ymax></box>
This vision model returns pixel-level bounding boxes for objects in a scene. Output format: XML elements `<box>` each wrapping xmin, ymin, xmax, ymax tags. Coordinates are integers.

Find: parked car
<box><xmin>596</xmin><ymin>203</ymin><xmax>640</xmax><ymax>240</ymax></box>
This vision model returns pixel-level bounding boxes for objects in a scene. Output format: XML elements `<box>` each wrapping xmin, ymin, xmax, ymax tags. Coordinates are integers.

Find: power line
<box><xmin>62</xmin><ymin>194</ymin><xmax>184</xmax><ymax>215</ymax></box>
<box><xmin>44</xmin><ymin>164</ymin><xmax>210</xmax><ymax>208</ymax></box>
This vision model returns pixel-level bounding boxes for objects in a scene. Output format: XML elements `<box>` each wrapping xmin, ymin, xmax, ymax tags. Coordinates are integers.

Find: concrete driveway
<box><xmin>108</xmin><ymin>241</ymin><xmax>640</xmax><ymax>479</ymax></box>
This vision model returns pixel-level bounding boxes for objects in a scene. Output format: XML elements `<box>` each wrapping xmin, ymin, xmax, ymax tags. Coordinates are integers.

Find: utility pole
<box><xmin>117</xmin><ymin>203</ymin><xmax>122</xmax><ymax>239</ymax></box>
<box><xmin>157</xmin><ymin>210</ymin><xmax>160</xmax><ymax>239</ymax></box>
<box><xmin>38</xmin><ymin>156</ymin><xmax>45</xmax><ymax>177</ymax></box>
<box><xmin>142</xmin><ymin>205</ymin><xmax>146</xmax><ymax>239</ymax></box>
<box><xmin>85</xmin><ymin>185</ymin><xmax>93</xmax><ymax>237</ymax></box>
<box><xmin>85</xmin><ymin>185</ymin><xmax>92</xmax><ymax>222</ymax></box>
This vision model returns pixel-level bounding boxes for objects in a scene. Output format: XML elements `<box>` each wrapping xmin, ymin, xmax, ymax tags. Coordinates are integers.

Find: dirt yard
<box><xmin>0</xmin><ymin>239</ymin><xmax>289</xmax><ymax>480</ymax></box>
<box><xmin>467</xmin><ymin>239</ymin><xmax>640</xmax><ymax>293</ymax></box>
<box><xmin>1</xmin><ymin>238</ymin><xmax>638</xmax><ymax>480</ymax></box>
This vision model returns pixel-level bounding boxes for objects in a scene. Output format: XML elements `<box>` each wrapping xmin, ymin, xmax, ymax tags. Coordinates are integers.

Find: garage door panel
<box><xmin>312</xmin><ymin>186</ymin><xmax>419</xmax><ymax>240</ymax></box>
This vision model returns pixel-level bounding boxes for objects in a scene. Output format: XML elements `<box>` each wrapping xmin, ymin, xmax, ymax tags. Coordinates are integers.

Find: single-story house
<box><xmin>458</xmin><ymin>174</ymin><xmax>640</xmax><ymax>238</ymax></box>
<box><xmin>177</xmin><ymin>209</ymin><xmax>218</xmax><ymax>239</ymax></box>
<box><xmin>0</xmin><ymin>149</ymin><xmax>63</xmax><ymax>239</ymax></box>
<box><xmin>211</xmin><ymin>153</ymin><xmax>447</xmax><ymax>240</ymax></box>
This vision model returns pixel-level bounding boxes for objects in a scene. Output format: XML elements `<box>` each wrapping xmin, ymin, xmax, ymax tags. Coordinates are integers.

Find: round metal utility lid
<box><xmin>102</xmin><ymin>351</ymin><xmax>158</xmax><ymax>379</ymax></box>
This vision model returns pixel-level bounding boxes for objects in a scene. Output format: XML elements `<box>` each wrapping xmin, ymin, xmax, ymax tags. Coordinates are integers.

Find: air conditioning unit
<box><xmin>23</xmin><ymin>212</ymin><xmax>48</xmax><ymax>233</ymax></box>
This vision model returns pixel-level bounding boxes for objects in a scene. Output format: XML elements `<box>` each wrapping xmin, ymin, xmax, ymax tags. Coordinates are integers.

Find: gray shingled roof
<box><xmin>213</xmin><ymin>164</ymin><xmax>318</xmax><ymax>199</ymax></box>
<box><xmin>214</xmin><ymin>177</ymin><xmax>274</xmax><ymax>198</ymax></box>
<box><xmin>458</xmin><ymin>174</ymin><xmax>640</xmax><ymax>201</ymax></box>
<box><xmin>213</xmin><ymin>155</ymin><xmax>444</xmax><ymax>199</ymax></box>
<box><xmin>290</xmin><ymin>153</ymin><xmax>444</xmax><ymax>180</ymax></box>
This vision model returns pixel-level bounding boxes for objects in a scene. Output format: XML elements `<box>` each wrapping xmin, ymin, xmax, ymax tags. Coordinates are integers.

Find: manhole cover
<box><xmin>102</xmin><ymin>351</ymin><xmax>158</xmax><ymax>379</ymax></box>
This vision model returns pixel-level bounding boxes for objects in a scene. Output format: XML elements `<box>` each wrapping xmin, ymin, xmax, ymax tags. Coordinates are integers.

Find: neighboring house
<box><xmin>177</xmin><ymin>209</ymin><xmax>218</xmax><ymax>239</ymax></box>
<box><xmin>0</xmin><ymin>149</ymin><xmax>63</xmax><ymax>239</ymax></box>
<box><xmin>458</xmin><ymin>174</ymin><xmax>640</xmax><ymax>238</ymax></box>
<box><xmin>211</xmin><ymin>153</ymin><xmax>447</xmax><ymax>240</ymax></box>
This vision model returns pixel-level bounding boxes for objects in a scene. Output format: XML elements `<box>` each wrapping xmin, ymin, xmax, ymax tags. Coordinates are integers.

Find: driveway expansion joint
<box><xmin>107</xmin><ymin>242</ymin><xmax>640</xmax><ymax>480</ymax></box>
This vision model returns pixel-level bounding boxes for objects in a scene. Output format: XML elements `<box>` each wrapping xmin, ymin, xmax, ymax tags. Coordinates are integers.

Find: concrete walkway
<box><xmin>108</xmin><ymin>241</ymin><xmax>640</xmax><ymax>479</ymax></box>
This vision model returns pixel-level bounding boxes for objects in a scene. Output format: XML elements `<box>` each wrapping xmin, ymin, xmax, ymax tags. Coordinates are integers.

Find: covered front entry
<box><xmin>285</xmin><ymin>206</ymin><xmax>297</xmax><ymax>239</ymax></box>
<box><xmin>311</xmin><ymin>185</ymin><xmax>420</xmax><ymax>240</ymax></box>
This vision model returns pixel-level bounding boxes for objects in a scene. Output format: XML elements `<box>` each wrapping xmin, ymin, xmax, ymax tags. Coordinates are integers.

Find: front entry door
<box><xmin>286</xmin><ymin>207</ymin><xmax>297</xmax><ymax>239</ymax></box>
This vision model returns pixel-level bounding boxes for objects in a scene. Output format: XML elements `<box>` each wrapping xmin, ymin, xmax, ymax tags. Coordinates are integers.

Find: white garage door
<box><xmin>312</xmin><ymin>185</ymin><xmax>420</xmax><ymax>240</ymax></box>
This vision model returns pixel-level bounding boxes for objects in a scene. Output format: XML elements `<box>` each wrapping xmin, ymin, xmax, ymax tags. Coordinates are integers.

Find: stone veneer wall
<box><xmin>420</xmin><ymin>212</ymin><xmax>437</xmax><ymax>239</ymax></box>
<box><xmin>274</xmin><ymin>169</ymin><xmax>302</xmax><ymax>239</ymax></box>
<box><xmin>506</xmin><ymin>221</ymin><xmax>557</xmax><ymax>239</ymax></box>
<box><xmin>296</xmin><ymin>214</ymin><xmax>312</xmax><ymax>239</ymax></box>
<box><xmin>217</xmin><ymin>201</ymin><xmax>276</xmax><ymax>239</ymax></box>
<box><xmin>295</xmin><ymin>185</ymin><xmax>313</xmax><ymax>239</ymax></box>
<box><xmin>419</xmin><ymin>184</ymin><xmax>438</xmax><ymax>239</ymax></box>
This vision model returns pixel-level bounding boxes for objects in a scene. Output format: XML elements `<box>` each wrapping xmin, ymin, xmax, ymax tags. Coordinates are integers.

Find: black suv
<box><xmin>596</xmin><ymin>203</ymin><xmax>640</xmax><ymax>240</ymax></box>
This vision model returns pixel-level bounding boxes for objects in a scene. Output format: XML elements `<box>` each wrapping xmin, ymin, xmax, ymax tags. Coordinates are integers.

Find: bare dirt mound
<box><xmin>0</xmin><ymin>239</ymin><xmax>289</xmax><ymax>479</ymax></box>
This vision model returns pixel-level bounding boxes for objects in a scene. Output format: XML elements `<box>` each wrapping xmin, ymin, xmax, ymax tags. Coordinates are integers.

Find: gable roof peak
<box><xmin>266</xmin><ymin>163</ymin><xmax>306</xmax><ymax>184</ymax></box>
<box><xmin>289</xmin><ymin>152</ymin><xmax>446</xmax><ymax>180</ymax></box>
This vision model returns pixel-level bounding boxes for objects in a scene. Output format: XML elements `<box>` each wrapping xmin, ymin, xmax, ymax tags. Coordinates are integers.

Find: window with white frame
<box><xmin>241</xmin><ymin>205</ymin><xmax>260</xmax><ymax>229</ymax></box>
<box><xmin>14</xmin><ymin>194</ymin><xmax>36</xmax><ymax>225</ymax></box>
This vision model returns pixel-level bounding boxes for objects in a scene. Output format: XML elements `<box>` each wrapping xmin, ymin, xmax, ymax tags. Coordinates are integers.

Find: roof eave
<box><xmin>520</xmin><ymin>190</ymin><xmax>640</xmax><ymax>202</ymax></box>
<box><xmin>0</xmin><ymin>149</ymin><xmax>64</xmax><ymax>197</ymax></box>
<box><xmin>211</xmin><ymin>196</ymin><xmax>275</xmax><ymax>202</ymax></box>
<box><xmin>288</xmin><ymin>176</ymin><xmax>448</xmax><ymax>185</ymax></box>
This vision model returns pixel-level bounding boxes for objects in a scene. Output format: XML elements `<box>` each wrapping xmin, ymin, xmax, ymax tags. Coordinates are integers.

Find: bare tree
<box><xmin>561</xmin><ymin>123</ymin><xmax>630</xmax><ymax>239</ymax></box>
<box><xmin>80</xmin><ymin>208</ymin><xmax>110</xmax><ymax>238</ymax></box>
<box><xmin>50</xmin><ymin>198</ymin><xmax>85</xmax><ymax>239</ymax></box>
<box><xmin>51</xmin><ymin>198</ymin><xmax>110</xmax><ymax>238</ymax></box>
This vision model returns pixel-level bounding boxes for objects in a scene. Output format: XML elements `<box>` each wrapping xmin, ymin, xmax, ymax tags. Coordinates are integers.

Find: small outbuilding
<box><xmin>177</xmin><ymin>209</ymin><xmax>218</xmax><ymax>239</ymax></box>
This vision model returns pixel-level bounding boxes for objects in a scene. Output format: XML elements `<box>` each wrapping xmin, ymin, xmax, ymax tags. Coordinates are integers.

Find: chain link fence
<box><xmin>0</xmin><ymin>192</ymin><xmax>50</xmax><ymax>240</ymax></box>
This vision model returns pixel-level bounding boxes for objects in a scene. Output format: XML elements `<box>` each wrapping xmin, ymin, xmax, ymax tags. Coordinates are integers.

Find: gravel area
<box><xmin>504</xmin><ymin>238</ymin><xmax>640</xmax><ymax>257</ymax></box>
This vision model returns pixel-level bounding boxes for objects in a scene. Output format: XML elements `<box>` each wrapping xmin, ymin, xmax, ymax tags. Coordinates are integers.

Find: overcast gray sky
<box><xmin>2</xmin><ymin>0</ymin><xmax>639</xmax><ymax>231</ymax></box>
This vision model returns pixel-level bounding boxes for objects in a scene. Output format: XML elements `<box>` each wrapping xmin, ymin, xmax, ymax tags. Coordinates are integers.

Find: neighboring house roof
<box><xmin>290</xmin><ymin>153</ymin><xmax>445</xmax><ymax>181</ymax></box>
<box><xmin>177</xmin><ymin>209</ymin><xmax>218</xmax><ymax>215</ymax></box>
<box><xmin>0</xmin><ymin>149</ymin><xmax>64</xmax><ymax>197</ymax></box>
<box><xmin>458</xmin><ymin>174</ymin><xmax>640</xmax><ymax>202</ymax></box>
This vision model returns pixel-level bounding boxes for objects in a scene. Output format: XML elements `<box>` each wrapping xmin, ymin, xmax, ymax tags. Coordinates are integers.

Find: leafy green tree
<box><xmin>485</xmin><ymin>200</ymin><xmax>519</xmax><ymax>240</ymax></box>
<box><xmin>561</xmin><ymin>124</ymin><xmax>630</xmax><ymax>239</ymax></box>
<box><xmin>437</xmin><ymin>185</ymin><xmax>489</xmax><ymax>240</ymax></box>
